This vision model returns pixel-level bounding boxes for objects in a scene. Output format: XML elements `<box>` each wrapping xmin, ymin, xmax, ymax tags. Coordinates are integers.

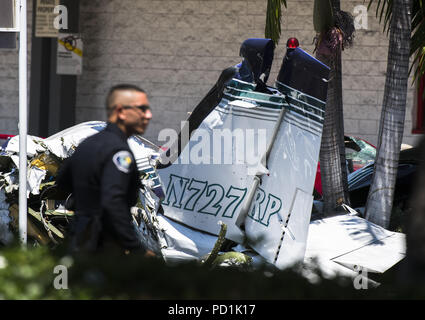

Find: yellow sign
<box><xmin>57</xmin><ymin>34</ymin><xmax>83</xmax><ymax>75</ymax></box>
<box><xmin>35</xmin><ymin>0</ymin><xmax>60</xmax><ymax>38</ymax></box>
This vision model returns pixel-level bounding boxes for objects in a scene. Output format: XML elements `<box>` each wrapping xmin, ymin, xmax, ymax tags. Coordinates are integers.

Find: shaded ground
<box><xmin>0</xmin><ymin>243</ymin><xmax>424</xmax><ymax>300</ymax></box>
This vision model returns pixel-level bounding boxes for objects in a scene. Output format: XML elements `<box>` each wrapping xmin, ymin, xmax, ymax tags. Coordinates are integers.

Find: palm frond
<box><xmin>265</xmin><ymin>0</ymin><xmax>287</xmax><ymax>44</ymax></box>
<box><xmin>410</xmin><ymin>0</ymin><xmax>425</xmax><ymax>82</ymax></box>
<box><xmin>371</xmin><ymin>0</ymin><xmax>425</xmax><ymax>82</ymax></box>
<box><xmin>368</xmin><ymin>0</ymin><xmax>393</xmax><ymax>33</ymax></box>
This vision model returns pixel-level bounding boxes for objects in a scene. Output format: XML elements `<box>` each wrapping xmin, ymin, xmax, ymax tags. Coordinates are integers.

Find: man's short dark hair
<box><xmin>106</xmin><ymin>84</ymin><xmax>146</xmax><ymax>117</ymax></box>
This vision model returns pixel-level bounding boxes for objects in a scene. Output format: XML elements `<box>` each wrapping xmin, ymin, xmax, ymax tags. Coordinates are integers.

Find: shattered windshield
<box><xmin>345</xmin><ymin>137</ymin><xmax>376</xmax><ymax>168</ymax></box>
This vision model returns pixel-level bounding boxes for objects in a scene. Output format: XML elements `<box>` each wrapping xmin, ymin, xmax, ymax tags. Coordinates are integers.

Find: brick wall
<box><xmin>0</xmin><ymin>0</ymin><xmax>422</xmax><ymax>147</ymax></box>
<box><xmin>0</xmin><ymin>0</ymin><xmax>32</xmax><ymax>136</ymax></box>
<box><xmin>77</xmin><ymin>0</ymin><xmax>268</xmax><ymax>143</ymax></box>
<box><xmin>339</xmin><ymin>0</ymin><xmax>417</xmax><ymax>146</ymax></box>
<box><xmin>76</xmin><ymin>0</ymin><xmax>421</xmax><ymax>146</ymax></box>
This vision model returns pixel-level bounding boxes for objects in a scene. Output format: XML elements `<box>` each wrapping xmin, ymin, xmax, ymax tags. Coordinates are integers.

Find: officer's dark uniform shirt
<box><xmin>57</xmin><ymin>122</ymin><xmax>143</xmax><ymax>253</ymax></box>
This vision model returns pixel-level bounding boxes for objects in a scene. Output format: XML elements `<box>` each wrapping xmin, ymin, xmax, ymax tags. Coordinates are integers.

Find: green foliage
<box><xmin>1</xmin><ymin>244</ymin><xmax>425</xmax><ymax>299</ymax></box>
<box><xmin>265</xmin><ymin>0</ymin><xmax>287</xmax><ymax>44</ymax></box>
<box><xmin>410</xmin><ymin>0</ymin><xmax>425</xmax><ymax>83</ymax></box>
<box><xmin>368</xmin><ymin>0</ymin><xmax>393</xmax><ymax>34</ymax></box>
<box><xmin>0</xmin><ymin>244</ymin><xmax>87</xmax><ymax>299</ymax></box>
<box><xmin>369</xmin><ymin>0</ymin><xmax>425</xmax><ymax>83</ymax></box>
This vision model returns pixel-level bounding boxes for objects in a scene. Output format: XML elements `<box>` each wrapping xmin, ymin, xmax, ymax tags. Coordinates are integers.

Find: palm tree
<box><xmin>371</xmin><ymin>0</ymin><xmax>425</xmax><ymax>284</ymax></box>
<box><xmin>365</xmin><ymin>0</ymin><xmax>413</xmax><ymax>228</ymax></box>
<box><xmin>411</xmin><ymin>1</ymin><xmax>425</xmax><ymax>82</ymax></box>
<box><xmin>265</xmin><ymin>0</ymin><xmax>287</xmax><ymax>45</ymax></box>
<box><xmin>265</xmin><ymin>0</ymin><xmax>355</xmax><ymax>215</ymax></box>
<box><xmin>313</xmin><ymin>0</ymin><xmax>355</xmax><ymax>215</ymax></box>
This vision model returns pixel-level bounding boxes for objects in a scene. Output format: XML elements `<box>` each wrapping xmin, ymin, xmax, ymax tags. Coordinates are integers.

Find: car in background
<box><xmin>314</xmin><ymin>136</ymin><xmax>377</xmax><ymax>198</ymax></box>
<box><xmin>348</xmin><ymin>146</ymin><xmax>420</xmax><ymax>210</ymax></box>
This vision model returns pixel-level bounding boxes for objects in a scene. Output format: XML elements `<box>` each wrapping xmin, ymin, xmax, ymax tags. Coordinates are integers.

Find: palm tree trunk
<box><xmin>334</xmin><ymin>45</ymin><xmax>350</xmax><ymax>205</ymax></box>
<box><xmin>316</xmin><ymin>0</ymin><xmax>350</xmax><ymax>215</ymax></box>
<box><xmin>317</xmin><ymin>51</ymin><xmax>346</xmax><ymax>215</ymax></box>
<box><xmin>365</xmin><ymin>0</ymin><xmax>412</xmax><ymax>228</ymax></box>
<box><xmin>331</xmin><ymin>0</ymin><xmax>350</xmax><ymax>206</ymax></box>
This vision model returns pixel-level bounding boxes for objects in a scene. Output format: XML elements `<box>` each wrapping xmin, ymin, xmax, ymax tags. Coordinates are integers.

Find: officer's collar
<box><xmin>105</xmin><ymin>122</ymin><xmax>129</xmax><ymax>142</ymax></box>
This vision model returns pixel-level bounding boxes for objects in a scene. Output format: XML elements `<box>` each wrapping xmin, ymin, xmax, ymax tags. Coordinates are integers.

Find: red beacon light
<box><xmin>286</xmin><ymin>37</ymin><xmax>299</xmax><ymax>49</ymax></box>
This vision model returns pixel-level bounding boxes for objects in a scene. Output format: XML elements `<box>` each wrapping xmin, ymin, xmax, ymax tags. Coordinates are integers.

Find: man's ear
<box><xmin>116</xmin><ymin>105</ymin><xmax>126</xmax><ymax>121</ymax></box>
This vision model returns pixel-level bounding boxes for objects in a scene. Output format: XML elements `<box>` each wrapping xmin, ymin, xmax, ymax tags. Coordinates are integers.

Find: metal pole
<box><xmin>19</xmin><ymin>0</ymin><xmax>27</xmax><ymax>246</ymax></box>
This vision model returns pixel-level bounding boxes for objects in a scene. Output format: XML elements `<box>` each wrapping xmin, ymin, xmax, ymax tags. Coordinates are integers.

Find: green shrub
<box><xmin>1</xmin><ymin>244</ymin><xmax>425</xmax><ymax>300</ymax></box>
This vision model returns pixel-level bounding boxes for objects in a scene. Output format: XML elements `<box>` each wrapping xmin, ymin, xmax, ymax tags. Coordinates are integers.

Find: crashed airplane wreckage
<box><xmin>0</xmin><ymin>39</ymin><xmax>405</xmax><ymax>281</ymax></box>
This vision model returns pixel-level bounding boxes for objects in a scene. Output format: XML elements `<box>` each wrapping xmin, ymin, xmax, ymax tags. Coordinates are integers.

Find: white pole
<box><xmin>19</xmin><ymin>0</ymin><xmax>27</xmax><ymax>246</ymax></box>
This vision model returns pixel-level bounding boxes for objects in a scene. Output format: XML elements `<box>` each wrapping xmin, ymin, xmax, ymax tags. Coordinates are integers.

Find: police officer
<box><xmin>140</xmin><ymin>105</ymin><xmax>152</xmax><ymax>133</ymax></box>
<box><xmin>57</xmin><ymin>84</ymin><xmax>154</xmax><ymax>256</ymax></box>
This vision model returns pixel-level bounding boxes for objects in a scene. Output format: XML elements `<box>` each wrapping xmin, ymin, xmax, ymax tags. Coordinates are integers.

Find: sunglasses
<box><xmin>121</xmin><ymin>105</ymin><xmax>150</xmax><ymax>112</ymax></box>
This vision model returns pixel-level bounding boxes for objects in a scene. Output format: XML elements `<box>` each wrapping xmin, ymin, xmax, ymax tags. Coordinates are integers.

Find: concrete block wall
<box><xmin>76</xmin><ymin>0</ymin><xmax>421</xmax><ymax>146</ymax></box>
<box><xmin>0</xmin><ymin>0</ymin><xmax>422</xmax><ymax>147</ymax></box>
<box><xmin>0</xmin><ymin>0</ymin><xmax>33</xmax><ymax>136</ymax></box>
<box><xmin>76</xmin><ymin>0</ymin><xmax>268</xmax><ymax>143</ymax></box>
<box><xmin>339</xmin><ymin>0</ymin><xmax>418</xmax><ymax>147</ymax></box>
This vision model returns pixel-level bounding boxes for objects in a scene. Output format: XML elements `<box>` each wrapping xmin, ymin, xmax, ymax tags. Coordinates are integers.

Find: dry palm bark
<box><xmin>314</xmin><ymin>0</ymin><xmax>354</xmax><ymax>215</ymax></box>
<box><xmin>316</xmin><ymin>50</ymin><xmax>346</xmax><ymax>215</ymax></box>
<box><xmin>365</xmin><ymin>0</ymin><xmax>413</xmax><ymax>228</ymax></box>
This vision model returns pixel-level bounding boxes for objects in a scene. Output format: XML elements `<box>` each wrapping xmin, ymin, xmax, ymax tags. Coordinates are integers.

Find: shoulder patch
<box><xmin>112</xmin><ymin>151</ymin><xmax>133</xmax><ymax>173</ymax></box>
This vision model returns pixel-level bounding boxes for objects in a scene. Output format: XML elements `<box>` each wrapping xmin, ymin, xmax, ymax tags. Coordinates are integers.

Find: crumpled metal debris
<box><xmin>0</xmin><ymin>120</ymin><xmax>406</xmax><ymax>282</ymax></box>
<box><xmin>0</xmin><ymin>121</ymin><xmax>254</xmax><ymax>270</ymax></box>
<box><xmin>0</xmin><ymin>122</ymin><xmax>106</xmax><ymax>246</ymax></box>
<box><xmin>0</xmin><ymin>190</ymin><xmax>13</xmax><ymax>245</ymax></box>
